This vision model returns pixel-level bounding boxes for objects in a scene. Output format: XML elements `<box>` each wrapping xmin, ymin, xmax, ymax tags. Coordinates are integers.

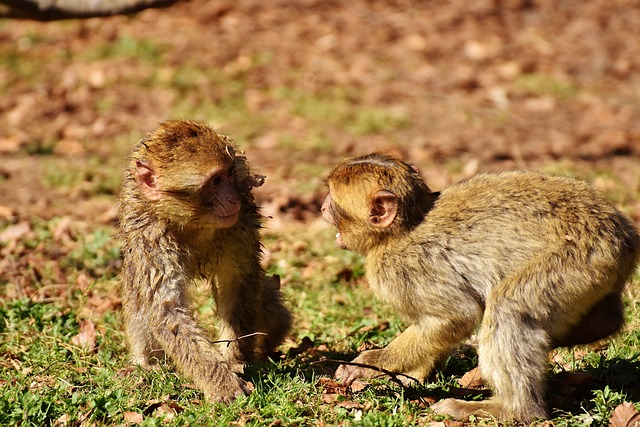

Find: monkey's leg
<box><xmin>337</xmin><ymin>317</ymin><xmax>476</xmax><ymax>386</ymax></box>
<box><xmin>552</xmin><ymin>292</ymin><xmax>623</xmax><ymax>347</ymax></box>
<box><xmin>256</xmin><ymin>274</ymin><xmax>292</xmax><ymax>356</ymax></box>
<box><xmin>214</xmin><ymin>235</ymin><xmax>291</xmax><ymax>363</ymax></box>
<box><xmin>431</xmin><ymin>301</ymin><xmax>550</xmax><ymax>421</ymax></box>
<box><xmin>214</xmin><ymin>267</ymin><xmax>265</xmax><ymax>364</ymax></box>
<box><xmin>431</xmin><ymin>249</ymin><xmax>589</xmax><ymax>422</ymax></box>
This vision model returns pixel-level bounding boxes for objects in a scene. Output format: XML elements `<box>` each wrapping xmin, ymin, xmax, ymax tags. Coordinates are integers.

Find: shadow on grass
<box><xmin>549</xmin><ymin>354</ymin><xmax>640</xmax><ymax>416</ymax></box>
<box><xmin>245</xmin><ymin>339</ymin><xmax>640</xmax><ymax>419</ymax></box>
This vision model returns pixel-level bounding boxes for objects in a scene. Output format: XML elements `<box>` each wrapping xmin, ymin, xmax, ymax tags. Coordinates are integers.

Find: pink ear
<box><xmin>370</xmin><ymin>190</ymin><xmax>398</xmax><ymax>228</ymax></box>
<box><xmin>135</xmin><ymin>160</ymin><xmax>162</xmax><ymax>201</ymax></box>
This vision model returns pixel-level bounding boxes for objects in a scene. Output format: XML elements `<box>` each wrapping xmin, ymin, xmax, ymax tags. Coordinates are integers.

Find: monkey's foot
<box><xmin>335</xmin><ymin>363</ymin><xmax>374</xmax><ymax>386</ymax></box>
<box><xmin>431</xmin><ymin>398</ymin><xmax>507</xmax><ymax>421</ymax></box>
<box><xmin>204</xmin><ymin>374</ymin><xmax>254</xmax><ymax>404</ymax></box>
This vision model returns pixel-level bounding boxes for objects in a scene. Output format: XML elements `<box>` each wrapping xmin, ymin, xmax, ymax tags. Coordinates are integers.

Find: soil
<box><xmin>1</xmin><ymin>0</ymin><xmax>639</xmax><ymax>224</ymax></box>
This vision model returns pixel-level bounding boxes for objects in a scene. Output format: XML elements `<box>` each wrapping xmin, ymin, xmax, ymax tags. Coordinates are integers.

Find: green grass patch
<box><xmin>43</xmin><ymin>156</ymin><xmax>124</xmax><ymax>196</ymax></box>
<box><xmin>82</xmin><ymin>36</ymin><xmax>167</xmax><ymax>65</ymax></box>
<box><xmin>275</xmin><ymin>87</ymin><xmax>409</xmax><ymax>138</ymax></box>
<box><xmin>515</xmin><ymin>73</ymin><xmax>578</xmax><ymax>100</ymax></box>
<box><xmin>1</xmin><ymin>220</ymin><xmax>639</xmax><ymax>426</ymax></box>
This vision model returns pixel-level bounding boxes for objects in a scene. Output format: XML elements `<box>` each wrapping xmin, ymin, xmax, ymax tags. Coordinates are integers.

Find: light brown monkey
<box><xmin>118</xmin><ymin>120</ymin><xmax>291</xmax><ymax>402</ymax></box>
<box><xmin>322</xmin><ymin>153</ymin><xmax>639</xmax><ymax>422</ymax></box>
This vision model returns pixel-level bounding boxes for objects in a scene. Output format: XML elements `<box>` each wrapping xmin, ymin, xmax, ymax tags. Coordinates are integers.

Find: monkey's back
<box><xmin>371</xmin><ymin>171</ymin><xmax>639</xmax><ymax>321</ymax></box>
<box><xmin>428</xmin><ymin>171</ymin><xmax>637</xmax><ymax>255</ymax></box>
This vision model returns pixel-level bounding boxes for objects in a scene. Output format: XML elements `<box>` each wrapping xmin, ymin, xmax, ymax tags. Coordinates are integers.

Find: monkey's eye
<box><xmin>210</xmin><ymin>176</ymin><xmax>223</xmax><ymax>187</ymax></box>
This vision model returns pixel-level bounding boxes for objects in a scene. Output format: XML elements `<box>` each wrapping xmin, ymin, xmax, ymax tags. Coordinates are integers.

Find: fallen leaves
<box><xmin>0</xmin><ymin>221</ymin><xmax>32</xmax><ymax>243</ymax></box>
<box><xmin>319</xmin><ymin>377</ymin><xmax>370</xmax><ymax>408</ymax></box>
<box><xmin>71</xmin><ymin>319</ymin><xmax>98</xmax><ymax>352</ymax></box>
<box><xmin>123</xmin><ymin>411</ymin><xmax>144</xmax><ymax>424</ymax></box>
<box><xmin>610</xmin><ymin>403</ymin><xmax>640</xmax><ymax>427</ymax></box>
<box><xmin>457</xmin><ymin>366</ymin><xmax>483</xmax><ymax>389</ymax></box>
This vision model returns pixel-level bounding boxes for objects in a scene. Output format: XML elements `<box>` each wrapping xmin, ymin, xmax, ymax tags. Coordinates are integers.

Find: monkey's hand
<box><xmin>335</xmin><ymin>350</ymin><xmax>385</xmax><ymax>386</ymax></box>
<box><xmin>203</xmin><ymin>368</ymin><xmax>254</xmax><ymax>404</ymax></box>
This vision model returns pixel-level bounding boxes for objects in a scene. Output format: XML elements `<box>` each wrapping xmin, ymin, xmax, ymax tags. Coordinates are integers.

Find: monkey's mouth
<box><xmin>335</xmin><ymin>231</ymin><xmax>346</xmax><ymax>248</ymax></box>
<box><xmin>213</xmin><ymin>212</ymin><xmax>239</xmax><ymax>228</ymax></box>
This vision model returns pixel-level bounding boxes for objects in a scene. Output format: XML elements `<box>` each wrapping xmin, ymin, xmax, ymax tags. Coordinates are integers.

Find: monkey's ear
<box><xmin>135</xmin><ymin>160</ymin><xmax>162</xmax><ymax>201</ymax></box>
<box><xmin>370</xmin><ymin>190</ymin><xmax>398</xmax><ymax>228</ymax></box>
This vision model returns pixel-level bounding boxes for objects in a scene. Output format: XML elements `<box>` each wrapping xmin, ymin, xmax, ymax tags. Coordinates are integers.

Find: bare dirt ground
<box><xmin>1</xmin><ymin>0</ymin><xmax>639</xmax><ymax>239</ymax></box>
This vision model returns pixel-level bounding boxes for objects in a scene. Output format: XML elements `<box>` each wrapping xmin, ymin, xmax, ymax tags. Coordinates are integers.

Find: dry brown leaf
<box><xmin>319</xmin><ymin>377</ymin><xmax>341</xmax><ymax>388</ymax></box>
<box><xmin>123</xmin><ymin>411</ymin><xmax>144</xmax><ymax>424</ymax></box>
<box><xmin>349</xmin><ymin>379</ymin><xmax>369</xmax><ymax>393</ymax></box>
<box><xmin>117</xmin><ymin>366</ymin><xmax>138</xmax><ymax>377</ymax></box>
<box><xmin>153</xmin><ymin>403</ymin><xmax>176</xmax><ymax>423</ymax></box>
<box><xmin>321</xmin><ymin>393</ymin><xmax>340</xmax><ymax>404</ymax></box>
<box><xmin>358</xmin><ymin>321</ymin><xmax>390</xmax><ymax>334</ymax></box>
<box><xmin>609</xmin><ymin>402</ymin><xmax>640</xmax><ymax>427</ymax></box>
<box><xmin>458</xmin><ymin>366</ymin><xmax>483</xmax><ymax>389</ymax></box>
<box><xmin>72</xmin><ymin>319</ymin><xmax>97</xmax><ymax>352</ymax></box>
<box><xmin>0</xmin><ymin>135</ymin><xmax>26</xmax><ymax>154</ymax></box>
<box><xmin>0</xmin><ymin>222</ymin><xmax>32</xmax><ymax>243</ymax></box>
<box><xmin>0</xmin><ymin>205</ymin><xmax>16</xmax><ymax>219</ymax></box>
<box><xmin>410</xmin><ymin>396</ymin><xmax>437</xmax><ymax>407</ymax></box>
<box><xmin>320</xmin><ymin>377</ymin><xmax>347</xmax><ymax>401</ymax></box>
<box><xmin>52</xmin><ymin>216</ymin><xmax>75</xmax><ymax>244</ymax></box>
<box><xmin>54</xmin><ymin>414</ymin><xmax>70</xmax><ymax>426</ymax></box>
<box><xmin>336</xmin><ymin>401</ymin><xmax>365</xmax><ymax>410</ymax></box>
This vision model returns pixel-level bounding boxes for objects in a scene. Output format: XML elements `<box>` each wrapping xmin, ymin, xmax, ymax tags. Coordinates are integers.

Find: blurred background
<box><xmin>1</xmin><ymin>2</ymin><xmax>640</xmax><ymax>423</ymax></box>
<box><xmin>1</xmin><ymin>0</ymin><xmax>639</xmax><ymax>224</ymax></box>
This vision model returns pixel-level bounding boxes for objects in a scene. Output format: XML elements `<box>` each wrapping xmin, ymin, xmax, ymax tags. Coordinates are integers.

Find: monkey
<box><xmin>118</xmin><ymin>119</ymin><xmax>292</xmax><ymax>403</ymax></box>
<box><xmin>322</xmin><ymin>152</ymin><xmax>639</xmax><ymax>422</ymax></box>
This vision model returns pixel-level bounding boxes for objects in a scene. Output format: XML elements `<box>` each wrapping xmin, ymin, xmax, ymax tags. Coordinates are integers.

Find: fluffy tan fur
<box><xmin>118</xmin><ymin>120</ymin><xmax>291</xmax><ymax>402</ymax></box>
<box><xmin>324</xmin><ymin>153</ymin><xmax>639</xmax><ymax>421</ymax></box>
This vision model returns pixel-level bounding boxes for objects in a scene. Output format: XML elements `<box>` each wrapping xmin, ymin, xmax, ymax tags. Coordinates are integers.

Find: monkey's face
<box><xmin>322</xmin><ymin>174</ymin><xmax>400</xmax><ymax>254</ymax></box>
<box><xmin>135</xmin><ymin>160</ymin><xmax>242</xmax><ymax>229</ymax></box>
<box><xmin>321</xmin><ymin>193</ymin><xmax>347</xmax><ymax>248</ymax></box>
<box><xmin>323</xmin><ymin>153</ymin><xmax>436</xmax><ymax>254</ymax></box>
<box><xmin>131</xmin><ymin>120</ymin><xmax>245</xmax><ymax>229</ymax></box>
<box><xmin>195</xmin><ymin>167</ymin><xmax>241</xmax><ymax>228</ymax></box>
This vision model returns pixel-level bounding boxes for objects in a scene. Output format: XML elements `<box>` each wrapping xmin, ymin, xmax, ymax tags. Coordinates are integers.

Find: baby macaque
<box><xmin>322</xmin><ymin>153</ymin><xmax>639</xmax><ymax>421</ymax></box>
<box><xmin>118</xmin><ymin>120</ymin><xmax>291</xmax><ymax>402</ymax></box>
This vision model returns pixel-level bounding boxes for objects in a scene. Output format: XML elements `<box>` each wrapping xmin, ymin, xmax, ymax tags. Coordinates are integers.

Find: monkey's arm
<box><xmin>149</xmin><ymin>272</ymin><xmax>253</xmax><ymax>401</ymax></box>
<box><xmin>336</xmin><ymin>316</ymin><xmax>475</xmax><ymax>385</ymax></box>
<box><xmin>121</xmin><ymin>234</ymin><xmax>251</xmax><ymax>403</ymax></box>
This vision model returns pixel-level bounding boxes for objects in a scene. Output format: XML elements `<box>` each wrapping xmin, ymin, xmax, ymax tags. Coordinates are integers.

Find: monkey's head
<box><xmin>127</xmin><ymin>120</ymin><xmax>262</xmax><ymax>229</ymax></box>
<box><xmin>322</xmin><ymin>153</ymin><xmax>437</xmax><ymax>254</ymax></box>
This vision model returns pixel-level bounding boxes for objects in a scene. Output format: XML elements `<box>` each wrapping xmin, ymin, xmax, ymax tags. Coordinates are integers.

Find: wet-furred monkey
<box><xmin>118</xmin><ymin>120</ymin><xmax>291</xmax><ymax>402</ymax></box>
<box><xmin>322</xmin><ymin>152</ymin><xmax>639</xmax><ymax>421</ymax></box>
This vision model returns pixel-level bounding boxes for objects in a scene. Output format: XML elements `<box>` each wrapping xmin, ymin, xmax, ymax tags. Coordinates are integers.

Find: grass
<box><xmin>2</xmin><ymin>215</ymin><xmax>640</xmax><ymax>426</ymax></box>
<box><xmin>514</xmin><ymin>73</ymin><xmax>578</xmax><ymax>100</ymax></box>
<box><xmin>274</xmin><ymin>87</ymin><xmax>409</xmax><ymax>139</ymax></box>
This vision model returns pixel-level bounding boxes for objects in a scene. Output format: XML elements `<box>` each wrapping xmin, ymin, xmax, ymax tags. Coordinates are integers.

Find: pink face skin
<box><xmin>321</xmin><ymin>194</ymin><xmax>346</xmax><ymax>248</ymax></box>
<box><xmin>135</xmin><ymin>159</ymin><xmax>241</xmax><ymax>229</ymax></box>
<box><xmin>199</xmin><ymin>169</ymin><xmax>240</xmax><ymax>228</ymax></box>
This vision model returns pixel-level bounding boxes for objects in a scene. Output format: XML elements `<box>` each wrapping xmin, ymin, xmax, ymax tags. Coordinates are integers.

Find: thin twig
<box><xmin>213</xmin><ymin>332</ymin><xmax>268</xmax><ymax>347</ymax></box>
<box><xmin>311</xmin><ymin>358</ymin><xmax>420</xmax><ymax>388</ymax></box>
